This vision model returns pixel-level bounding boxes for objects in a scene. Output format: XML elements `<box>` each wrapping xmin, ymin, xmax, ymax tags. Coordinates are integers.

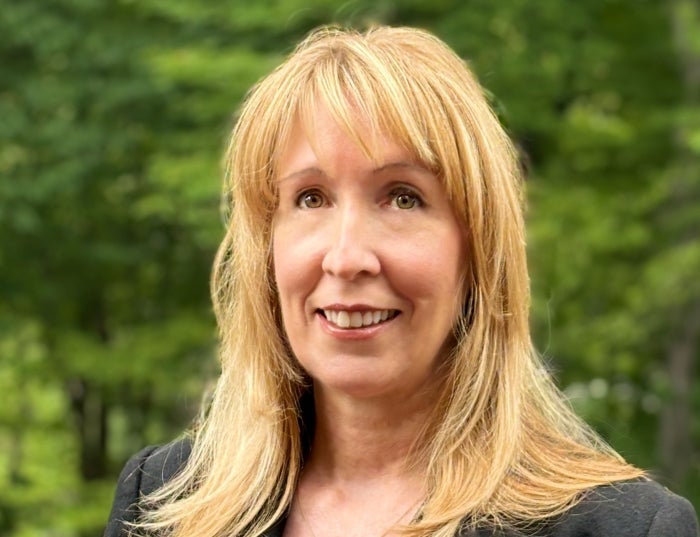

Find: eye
<box><xmin>296</xmin><ymin>189</ymin><xmax>325</xmax><ymax>209</ymax></box>
<box><xmin>389</xmin><ymin>187</ymin><xmax>423</xmax><ymax>210</ymax></box>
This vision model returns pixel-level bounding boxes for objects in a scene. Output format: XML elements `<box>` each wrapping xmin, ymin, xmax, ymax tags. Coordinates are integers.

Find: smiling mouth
<box><xmin>318</xmin><ymin>309</ymin><xmax>400</xmax><ymax>329</ymax></box>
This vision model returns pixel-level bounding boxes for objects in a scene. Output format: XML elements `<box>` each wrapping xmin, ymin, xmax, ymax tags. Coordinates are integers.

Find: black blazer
<box><xmin>104</xmin><ymin>440</ymin><xmax>699</xmax><ymax>537</ymax></box>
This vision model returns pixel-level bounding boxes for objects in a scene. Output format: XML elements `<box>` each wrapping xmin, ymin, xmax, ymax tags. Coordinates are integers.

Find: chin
<box><xmin>312</xmin><ymin>369</ymin><xmax>439</xmax><ymax>403</ymax></box>
<box><xmin>313</xmin><ymin>376</ymin><xmax>390</xmax><ymax>400</ymax></box>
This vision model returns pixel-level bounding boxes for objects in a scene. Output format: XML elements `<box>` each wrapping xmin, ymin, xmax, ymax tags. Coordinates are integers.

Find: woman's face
<box><xmin>272</xmin><ymin>105</ymin><xmax>466</xmax><ymax>401</ymax></box>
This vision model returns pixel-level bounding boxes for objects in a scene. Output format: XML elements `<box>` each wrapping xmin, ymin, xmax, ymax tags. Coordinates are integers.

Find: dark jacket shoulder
<box><xmin>475</xmin><ymin>479</ymin><xmax>698</xmax><ymax>537</ymax></box>
<box><xmin>547</xmin><ymin>479</ymin><xmax>699</xmax><ymax>537</ymax></box>
<box><xmin>103</xmin><ymin>439</ymin><xmax>192</xmax><ymax>537</ymax></box>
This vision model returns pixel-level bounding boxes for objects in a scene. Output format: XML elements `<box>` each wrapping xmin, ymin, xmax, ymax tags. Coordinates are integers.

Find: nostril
<box><xmin>321</xmin><ymin>245</ymin><xmax>382</xmax><ymax>280</ymax></box>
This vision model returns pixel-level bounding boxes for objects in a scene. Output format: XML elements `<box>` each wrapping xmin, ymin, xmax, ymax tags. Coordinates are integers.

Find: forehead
<box><xmin>276</xmin><ymin>97</ymin><xmax>435</xmax><ymax>178</ymax></box>
<box><xmin>278</xmin><ymin>105</ymin><xmax>417</xmax><ymax>175</ymax></box>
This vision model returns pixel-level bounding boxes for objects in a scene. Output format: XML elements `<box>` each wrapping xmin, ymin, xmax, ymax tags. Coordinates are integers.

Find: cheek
<box><xmin>272</xmin><ymin>232</ymin><xmax>295</xmax><ymax>309</ymax></box>
<box><xmin>272</xmin><ymin>228</ymin><xmax>320</xmax><ymax>317</ymax></box>
<box><xmin>389</xmin><ymin>227</ymin><xmax>466</xmax><ymax>301</ymax></box>
<box><xmin>272</xmin><ymin>234</ymin><xmax>299</xmax><ymax>348</ymax></box>
<box><xmin>271</xmin><ymin>233</ymin><xmax>285</xmax><ymax>287</ymax></box>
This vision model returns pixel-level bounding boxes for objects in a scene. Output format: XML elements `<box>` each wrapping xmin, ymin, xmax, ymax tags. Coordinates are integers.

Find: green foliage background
<box><xmin>1</xmin><ymin>0</ymin><xmax>698</xmax><ymax>535</ymax></box>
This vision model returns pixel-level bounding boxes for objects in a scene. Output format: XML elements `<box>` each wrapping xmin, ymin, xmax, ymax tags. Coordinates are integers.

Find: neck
<box><xmin>287</xmin><ymin>385</ymin><xmax>439</xmax><ymax>537</ymax></box>
<box><xmin>305</xmin><ymin>382</ymin><xmax>440</xmax><ymax>484</ymax></box>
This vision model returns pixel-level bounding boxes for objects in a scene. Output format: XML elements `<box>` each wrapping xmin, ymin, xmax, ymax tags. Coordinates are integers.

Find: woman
<box><xmin>105</xmin><ymin>26</ymin><xmax>698</xmax><ymax>537</ymax></box>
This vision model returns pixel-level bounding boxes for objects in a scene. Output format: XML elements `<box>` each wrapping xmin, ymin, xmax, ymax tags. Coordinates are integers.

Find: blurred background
<box><xmin>1</xmin><ymin>0</ymin><xmax>698</xmax><ymax>535</ymax></box>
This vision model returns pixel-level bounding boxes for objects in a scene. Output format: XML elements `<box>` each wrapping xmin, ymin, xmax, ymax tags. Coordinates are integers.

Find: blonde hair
<box><xmin>134</xmin><ymin>25</ymin><xmax>642</xmax><ymax>537</ymax></box>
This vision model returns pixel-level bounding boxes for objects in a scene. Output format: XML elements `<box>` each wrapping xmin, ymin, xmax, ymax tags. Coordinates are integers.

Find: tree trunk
<box><xmin>659</xmin><ymin>0</ymin><xmax>700</xmax><ymax>486</ymax></box>
<box><xmin>67</xmin><ymin>378</ymin><xmax>108</xmax><ymax>480</ymax></box>
<box><xmin>659</xmin><ymin>302</ymin><xmax>700</xmax><ymax>485</ymax></box>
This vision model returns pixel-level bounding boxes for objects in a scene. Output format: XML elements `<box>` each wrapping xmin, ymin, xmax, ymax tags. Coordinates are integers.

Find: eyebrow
<box><xmin>373</xmin><ymin>161</ymin><xmax>429</xmax><ymax>174</ymax></box>
<box><xmin>278</xmin><ymin>161</ymin><xmax>428</xmax><ymax>183</ymax></box>
<box><xmin>278</xmin><ymin>167</ymin><xmax>325</xmax><ymax>184</ymax></box>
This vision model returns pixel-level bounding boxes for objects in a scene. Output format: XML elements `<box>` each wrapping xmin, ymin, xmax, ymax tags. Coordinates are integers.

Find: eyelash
<box><xmin>294</xmin><ymin>186</ymin><xmax>424</xmax><ymax>210</ymax></box>
<box><xmin>296</xmin><ymin>189</ymin><xmax>326</xmax><ymax>209</ymax></box>
<box><xmin>388</xmin><ymin>187</ymin><xmax>423</xmax><ymax>210</ymax></box>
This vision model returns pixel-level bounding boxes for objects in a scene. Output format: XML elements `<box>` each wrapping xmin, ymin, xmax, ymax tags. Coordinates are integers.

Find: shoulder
<box><xmin>469</xmin><ymin>479</ymin><xmax>698</xmax><ymax>537</ymax></box>
<box><xmin>103</xmin><ymin>438</ymin><xmax>192</xmax><ymax>537</ymax></box>
<box><xmin>546</xmin><ymin>479</ymin><xmax>699</xmax><ymax>537</ymax></box>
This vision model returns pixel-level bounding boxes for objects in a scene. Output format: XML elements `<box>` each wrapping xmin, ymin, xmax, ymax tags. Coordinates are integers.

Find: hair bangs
<box><xmin>285</xmin><ymin>38</ymin><xmax>440</xmax><ymax>179</ymax></box>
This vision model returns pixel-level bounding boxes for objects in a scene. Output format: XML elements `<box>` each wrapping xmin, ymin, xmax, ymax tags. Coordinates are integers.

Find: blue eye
<box><xmin>296</xmin><ymin>189</ymin><xmax>325</xmax><ymax>208</ymax></box>
<box><xmin>390</xmin><ymin>188</ymin><xmax>422</xmax><ymax>209</ymax></box>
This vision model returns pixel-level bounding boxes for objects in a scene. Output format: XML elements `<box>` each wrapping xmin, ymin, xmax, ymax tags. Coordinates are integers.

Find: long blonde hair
<box><xmin>135</xmin><ymin>25</ymin><xmax>642</xmax><ymax>537</ymax></box>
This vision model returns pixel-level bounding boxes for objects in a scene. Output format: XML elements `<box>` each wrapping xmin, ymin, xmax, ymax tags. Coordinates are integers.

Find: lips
<box><xmin>319</xmin><ymin>308</ymin><xmax>400</xmax><ymax>329</ymax></box>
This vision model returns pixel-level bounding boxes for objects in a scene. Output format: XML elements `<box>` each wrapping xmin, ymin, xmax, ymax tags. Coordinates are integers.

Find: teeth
<box><xmin>322</xmin><ymin>309</ymin><xmax>396</xmax><ymax>329</ymax></box>
<box><xmin>336</xmin><ymin>311</ymin><xmax>350</xmax><ymax>328</ymax></box>
<box><xmin>350</xmin><ymin>311</ymin><xmax>363</xmax><ymax>328</ymax></box>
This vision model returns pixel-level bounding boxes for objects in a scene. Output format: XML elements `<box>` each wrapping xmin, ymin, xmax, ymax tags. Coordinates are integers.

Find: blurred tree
<box><xmin>0</xmin><ymin>0</ymin><xmax>222</xmax><ymax>532</ymax></box>
<box><xmin>660</xmin><ymin>0</ymin><xmax>700</xmax><ymax>489</ymax></box>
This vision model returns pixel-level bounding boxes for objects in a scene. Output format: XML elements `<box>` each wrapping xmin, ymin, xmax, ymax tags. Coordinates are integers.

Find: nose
<box><xmin>321</xmin><ymin>206</ymin><xmax>381</xmax><ymax>280</ymax></box>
